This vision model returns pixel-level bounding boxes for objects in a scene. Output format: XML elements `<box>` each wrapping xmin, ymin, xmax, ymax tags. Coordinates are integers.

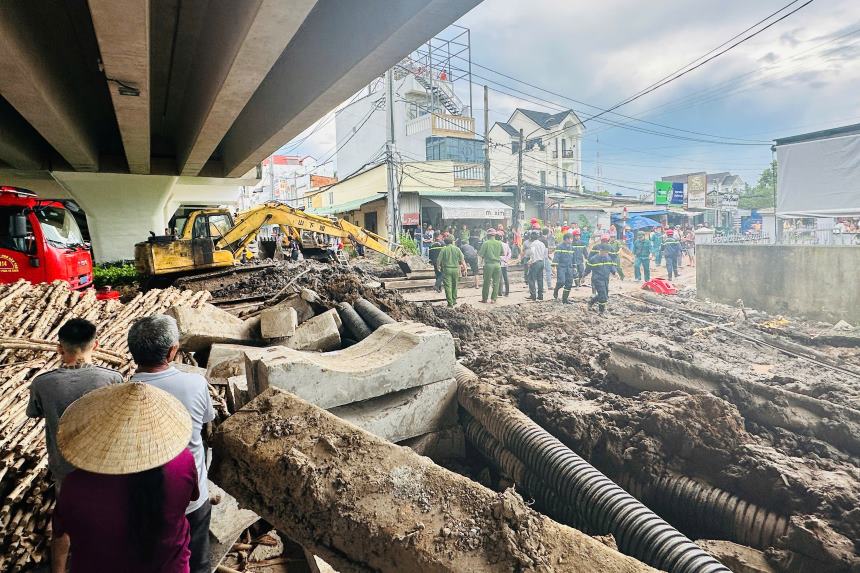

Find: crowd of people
<box><xmin>27</xmin><ymin>316</ymin><xmax>215</xmax><ymax>573</ymax></box>
<box><xmin>425</xmin><ymin>218</ymin><xmax>698</xmax><ymax>314</ymax></box>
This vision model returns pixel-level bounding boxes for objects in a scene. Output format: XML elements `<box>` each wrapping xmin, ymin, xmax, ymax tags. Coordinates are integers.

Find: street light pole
<box><xmin>515</xmin><ymin>128</ymin><xmax>524</xmax><ymax>231</ymax></box>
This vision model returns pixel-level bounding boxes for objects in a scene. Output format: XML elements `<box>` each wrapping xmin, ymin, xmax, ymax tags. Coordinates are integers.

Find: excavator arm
<box><xmin>214</xmin><ymin>202</ymin><xmax>403</xmax><ymax>260</ymax></box>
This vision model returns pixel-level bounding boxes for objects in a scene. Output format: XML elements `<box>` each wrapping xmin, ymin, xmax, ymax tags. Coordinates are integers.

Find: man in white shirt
<box><xmin>525</xmin><ymin>231</ymin><xmax>547</xmax><ymax>300</ymax></box>
<box><xmin>128</xmin><ymin>315</ymin><xmax>215</xmax><ymax>573</ymax></box>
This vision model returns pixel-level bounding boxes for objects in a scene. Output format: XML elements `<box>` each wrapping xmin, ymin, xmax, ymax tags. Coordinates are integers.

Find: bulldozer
<box><xmin>134</xmin><ymin>202</ymin><xmax>415</xmax><ymax>280</ymax></box>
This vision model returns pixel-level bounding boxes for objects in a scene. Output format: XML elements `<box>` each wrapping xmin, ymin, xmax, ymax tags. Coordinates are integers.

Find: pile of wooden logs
<box><xmin>0</xmin><ymin>280</ymin><xmax>209</xmax><ymax>571</ymax></box>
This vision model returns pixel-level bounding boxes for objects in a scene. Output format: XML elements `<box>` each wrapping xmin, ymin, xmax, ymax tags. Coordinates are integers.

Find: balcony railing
<box><xmin>406</xmin><ymin>113</ymin><xmax>475</xmax><ymax>136</ymax></box>
<box><xmin>562</xmin><ymin>149</ymin><xmax>574</xmax><ymax>158</ymax></box>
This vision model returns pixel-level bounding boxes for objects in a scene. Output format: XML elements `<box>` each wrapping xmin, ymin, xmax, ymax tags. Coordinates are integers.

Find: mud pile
<box><xmin>416</xmin><ymin>295</ymin><xmax>860</xmax><ymax>570</ymax></box>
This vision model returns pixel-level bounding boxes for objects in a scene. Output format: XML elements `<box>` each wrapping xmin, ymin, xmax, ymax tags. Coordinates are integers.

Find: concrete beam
<box><xmin>176</xmin><ymin>0</ymin><xmax>317</xmax><ymax>176</ymax></box>
<box><xmin>0</xmin><ymin>5</ymin><xmax>99</xmax><ymax>171</ymax></box>
<box><xmin>88</xmin><ymin>0</ymin><xmax>151</xmax><ymax>174</ymax></box>
<box><xmin>220</xmin><ymin>0</ymin><xmax>482</xmax><ymax>177</ymax></box>
<box><xmin>0</xmin><ymin>100</ymin><xmax>45</xmax><ymax>170</ymax></box>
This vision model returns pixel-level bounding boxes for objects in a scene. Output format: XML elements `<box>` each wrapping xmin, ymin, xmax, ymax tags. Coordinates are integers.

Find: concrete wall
<box><xmin>696</xmin><ymin>244</ymin><xmax>860</xmax><ymax>325</ymax></box>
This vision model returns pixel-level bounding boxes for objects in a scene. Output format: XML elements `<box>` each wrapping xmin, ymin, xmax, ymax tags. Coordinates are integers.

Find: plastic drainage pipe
<box><xmin>336</xmin><ymin>302</ymin><xmax>372</xmax><ymax>341</ymax></box>
<box><xmin>455</xmin><ymin>363</ymin><xmax>731</xmax><ymax>573</ymax></box>
<box><xmin>353</xmin><ymin>298</ymin><xmax>395</xmax><ymax>331</ymax></box>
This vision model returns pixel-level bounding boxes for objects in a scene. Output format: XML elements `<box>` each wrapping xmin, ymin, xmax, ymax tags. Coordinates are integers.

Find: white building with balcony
<box><xmin>334</xmin><ymin>69</ymin><xmax>482</xmax><ymax>179</ymax></box>
<box><xmin>488</xmin><ymin>108</ymin><xmax>584</xmax><ymax>191</ymax></box>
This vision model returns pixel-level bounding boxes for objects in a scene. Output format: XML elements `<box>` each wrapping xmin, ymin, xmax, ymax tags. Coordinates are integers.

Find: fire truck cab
<box><xmin>0</xmin><ymin>186</ymin><xmax>93</xmax><ymax>289</ymax></box>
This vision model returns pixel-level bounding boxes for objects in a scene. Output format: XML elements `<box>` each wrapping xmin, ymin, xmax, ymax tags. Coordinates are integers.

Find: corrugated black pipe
<box><xmin>463</xmin><ymin>415</ymin><xmax>590</xmax><ymax>530</ymax></box>
<box><xmin>336</xmin><ymin>302</ymin><xmax>372</xmax><ymax>341</ymax></box>
<box><xmin>353</xmin><ymin>297</ymin><xmax>395</xmax><ymax>330</ymax></box>
<box><xmin>455</xmin><ymin>363</ymin><xmax>730</xmax><ymax>573</ymax></box>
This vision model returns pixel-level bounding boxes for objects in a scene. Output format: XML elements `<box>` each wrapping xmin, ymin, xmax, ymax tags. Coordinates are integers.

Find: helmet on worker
<box><xmin>600</xmin><ymin>234</ymin><xmax>611</xmax><ymax>242</ymax></box>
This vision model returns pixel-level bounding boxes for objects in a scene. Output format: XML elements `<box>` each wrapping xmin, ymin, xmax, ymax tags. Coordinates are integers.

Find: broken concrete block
<box><xmin>399</xmin><ymin>426</ymin><xmax>466</xmax><ymax>460</ymax></box>
<box><xmin>248</xmin><ymin>321</ymin><xmax>455</xmax><ymax>409</ymax></box>
<box><xmin>166</xmin><ymin>303</ymin><xmax>256</xmax><ymax>352</ymax></box>
<box><xmin>171</xmin><ymin>362</ymin><xmax>207</xmax><ymax>377</ymax></box>
<box><xmin>284</xmin><ymin>309</ymin><xmax>341</xmax><ymax>352</ymax></box>
<box><xmin>206</xmin><ymin>344</ymin><xmax>268</xmax><ymax>379</ymax></box>
<box><xmin>207</xmin><ymin>482</ymin><xmax>259</xmax><ymax>569</ymax></box>
<box><xmin>225</xmin><ymin>375</ymin><xmax>249</xmax><ymax>413</ymax></box>
<box><xmin>275</xmin><ymin>293</ymin><xmax>315</xmax><ymax>323</ymax></box>
<box><xmin>211</xmin><ymin>388</ymin><xmax>658</xmax><ymax>573</ymax></box>
<box><xmin>260</xmin><ymin>305</ymin><xmax>298</xmax><ymax>339</ymax></box>
<box><xmin>248</xmin><ymin>530</ymin><xmax>283</xmax><ymax>562</ymax></box>
<box><xmin>330</xmin><ymin>379</ymin><xmax>457</xmax><ymax>443</ymax></box>
<box><xmin>697</xmin><ymin>540</ymin><xmax>776</xmax><ymax>573</ymax></box>
<box><xmin>305</xmin><ymin>550</ymin><xmax>340</xmax><ymax>573</ymax></box>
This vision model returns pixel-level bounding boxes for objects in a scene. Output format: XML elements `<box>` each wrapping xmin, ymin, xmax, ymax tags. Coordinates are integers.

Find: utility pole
<box><xmin>385</xmin><ymin>68</ymin><xmax>400</xmax><ymax>242</ymax></box>
<box><xmin>268</xmin><ymin>155</ymin><xmax>275</xmax><ymax>202</ymax></box>
<box><xmin>483</xmin><ymin>85</ymin><xmax>490</xmax><ymax>194</ymax></box>
<box><xmin>515</xmin><ymin>128</ymin><xmax>524</xmax><ymax>231</ymax></box>
<box><xmin>771</xmin><ymin>144</ymin><xmax>779</xmax><ymax>243</ymax></box>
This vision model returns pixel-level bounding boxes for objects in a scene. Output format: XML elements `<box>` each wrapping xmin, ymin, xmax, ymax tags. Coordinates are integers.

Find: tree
<box><xmin>739</xmin><ymin>161</ymin><xmax>777</xmax><ymax>209</ymax></box>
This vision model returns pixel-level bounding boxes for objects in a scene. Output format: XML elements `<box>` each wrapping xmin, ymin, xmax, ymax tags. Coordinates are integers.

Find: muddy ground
<box><xmin>179</xmin><ymin>260</ymin><xmax>860</xmax><ymax>569</ymax></box>
<box><xmin>411</xmin><ymin>292</ymin><xmax>860</xmax><ymax>569</ymax></box>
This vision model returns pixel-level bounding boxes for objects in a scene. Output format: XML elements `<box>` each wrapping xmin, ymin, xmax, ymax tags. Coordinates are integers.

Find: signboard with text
<box><xmin>654</xmin><ymin>181</ymin><xmax>671</xmax><ymax>205</ymax></box>
<box><xmin>401</xmin><ymin>212</ymin><xmax>419</xmax><ymax>226</ymax></box>
<box><xmin>686</xmin><ymin>173</ymin><xmax>707</xmax><ymax>209</ymax></box>
<box><xmin>670</xmin><ymin>182</ymin><xmax>685</xmax><ymax>205</ymax></box>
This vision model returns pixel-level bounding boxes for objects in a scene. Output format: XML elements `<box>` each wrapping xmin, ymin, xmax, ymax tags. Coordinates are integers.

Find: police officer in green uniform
<box><xmin>478</xmin><ymin>229</ymin><xmax>503</xmax><ymax>303</ymax></box>
<box><xmin>436</xmin><ymin>235</ymin><xmax>467</xmax><ymax>307</ymax></box>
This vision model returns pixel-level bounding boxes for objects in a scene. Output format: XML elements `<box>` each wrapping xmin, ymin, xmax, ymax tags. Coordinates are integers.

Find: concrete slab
<box><xmin>276</xmin><ymin>293</ymin><xmax>315</xmax><ymax>323</ymax></box>
<box><xmin>167</xmin><ymin>303</ymin><xmax>256</xmax><ymax>352</ymax></box>
<box><xmin>207</xmin><ymin>344</ymin><xmax>269</xmax><ymax>379</ymax></box>
<box><xmin>208</xmin><ymin>482</ymin><xmax>259</xmax><ymax>571</ymax></box>
<box><xmin>329</xmin><ymin>379</ymin><xmax>457</xmax><ymax>443</ymax></box>
<box><xmin>284</xmin><ymin>309</ymin><xmax>340</xmax><ymax>352</ymax></box>
<box><xmin>261</xmin><ymin>306</ymin><xmax>298</xmax><ymax>339</ymax></box>
<box><xmin>248</xmin><ymin>321</ymin><xmax>455</xmax><ymax>409</ymax></box>
<box><xmin>225</xmin><ymin>375</ymin><xmax>249</xmax><ymax>413</ymax></box>
<box><xmin>399</xmin><ymin>425</ymin><xmax>466</xmax><ymax>460</ymax></box>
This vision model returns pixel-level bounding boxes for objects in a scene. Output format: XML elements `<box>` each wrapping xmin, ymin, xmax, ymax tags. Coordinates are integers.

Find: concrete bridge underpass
<box><xmin>0</xmin><ymin>0</ymin><xmax>480</xmax><ymax>260</ymax></box>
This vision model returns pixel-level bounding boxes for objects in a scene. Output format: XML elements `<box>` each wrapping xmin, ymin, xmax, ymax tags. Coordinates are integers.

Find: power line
<box><xmin>583</xmin><ymin>0</ymin><xmax>816</xmax><ymax>122</ymax></box>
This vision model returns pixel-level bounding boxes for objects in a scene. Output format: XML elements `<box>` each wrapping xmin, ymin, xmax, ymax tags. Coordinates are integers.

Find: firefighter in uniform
<box><xmin>552</xmin><ymin>233</ymin><xmax>575</xmax><ymax>304</ymax></box>
<box><xmin>437</xmin><ymin>235</ymin><xmax>467</xmax><ymax>307</ymax></box>
<box><xmin>584</xmin><ymin>242</ymin><xmax>617</xmax><ymax>315</ymax></box>
<box><xmin>428</xmin><ymin>233</ymin><xmax>444</xmax><ymax>292</ymax></box>
<box><xmin>569</xmin><ymin>228</ymin><xmax>587</xmax><ymax>287</ymax></box>
<box><xmin>661</xmin><ymin>228</ymin><xmax>682</xmax><ymax>280</ymax></box>
<box><xmin>633</xmin><ymin>231</ymin><xmax>652</xmax><ymax>282</ymax></box>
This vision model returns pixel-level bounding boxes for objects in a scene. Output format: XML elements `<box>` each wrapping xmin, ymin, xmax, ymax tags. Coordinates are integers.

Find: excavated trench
<box><xmin>185</xmin><ymin>261</ymin><xmax>860</xmax><ymax>572</ymax></box>
<box><xmin>412</xmin><ymin>293</ymin><xmax>860</xmax><ymax>572</ymax></box>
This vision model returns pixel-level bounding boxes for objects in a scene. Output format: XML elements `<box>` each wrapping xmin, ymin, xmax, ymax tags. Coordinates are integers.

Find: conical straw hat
<box><xmin>58</xmin><ymin>382</ymin><xmax>192</xmax><ymax>475</ymax></box>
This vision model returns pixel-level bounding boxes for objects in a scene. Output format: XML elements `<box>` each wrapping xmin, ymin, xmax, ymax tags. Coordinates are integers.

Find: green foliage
<box><xmin>739</xmin><ymin>161</ymin><xmax>777</xmax><ymax>210</ymax></box>
<box><xmin>398</xmin><ymin>233</ymin><xmax>419</xmax><ymax>255</ymax></box>
<box><xmin>93</xmin><ymin>263</ymin><xmax>139</xmax><ymax>287</ymax></box>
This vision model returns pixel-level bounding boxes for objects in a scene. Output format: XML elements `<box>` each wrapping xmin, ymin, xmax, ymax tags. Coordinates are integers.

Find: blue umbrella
<box><xmin>627</xmin><ymin>215</ymin><xmax>661</xmax><ymax>230</ymax></box>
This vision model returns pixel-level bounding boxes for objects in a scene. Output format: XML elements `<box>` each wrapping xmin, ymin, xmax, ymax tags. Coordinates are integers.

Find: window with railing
<box><xmin>562</xmin><ymin>149</ymin><xmax>574</xmax><ymax>158</ymax></box>
<box><xmin>453</xmin><ymin>164</ymin><xmax>485</xmax><ymax>181</ymax></box>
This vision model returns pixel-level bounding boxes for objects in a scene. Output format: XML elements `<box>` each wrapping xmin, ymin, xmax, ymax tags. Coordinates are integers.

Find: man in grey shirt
<box><xmin>26</xmin><ymin>318</ymin><xmax>122</xmax><ymax>569</ymax></box>
<box><xmin>129</xmin><ymin>314</ymin><xmax>215</xmax><ymax>573</ymax></box>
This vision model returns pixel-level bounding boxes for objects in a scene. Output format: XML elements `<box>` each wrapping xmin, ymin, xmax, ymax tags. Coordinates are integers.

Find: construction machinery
<box><xmin>0</xmin><ymin>186</ymin><xmax>94</xmax><ymax>289</ymax></box>
<box><xmin>135</xmin><ymin>202</ymin><xmax>410</xmax><ymax>278</ymax></box>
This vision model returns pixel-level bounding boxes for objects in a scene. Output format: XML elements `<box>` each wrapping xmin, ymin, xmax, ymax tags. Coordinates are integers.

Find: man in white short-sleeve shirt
<box><xmin>128</xmin><ymin>314</ymin><xmax>215</xmax><ymax>573</ymax></box>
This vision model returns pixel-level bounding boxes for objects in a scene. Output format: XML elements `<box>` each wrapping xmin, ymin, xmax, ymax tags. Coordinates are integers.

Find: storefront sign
<box><xmin>654</xmin><ymin>181</ymin><xmax>671</xmax><ymax>205</ymax></box>
<box><xmin>686</xmin><ymin>173</ymin><xmax>706</xmax><ymax>209</ymax></box>
<box><xmin>670</xmin><ymin>182</ymin><xmax>685</xmax><ymax>205</ymax></box>
<box><xmin>401</xmin><ymin>212</ymin><xmax>419</xmax><ymax>226</ymax></box>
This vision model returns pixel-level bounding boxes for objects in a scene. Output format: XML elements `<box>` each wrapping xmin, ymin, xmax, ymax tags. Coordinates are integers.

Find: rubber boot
<box><xmin>587</xmin><ymin>298</ymin><xmax>595</xmax><ymax>311</ymax></box>
<box><xmin>562</xmin><ymin>289</ymin><xmax>571</xmax><ymax>304</ymax></box>
<box><xmin>553</xmin><ymin>285</ymin><xmax>560</xmax><ymax>299</ymax></box>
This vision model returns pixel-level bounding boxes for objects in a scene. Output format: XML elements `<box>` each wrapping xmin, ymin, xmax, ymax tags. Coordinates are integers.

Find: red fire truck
<box><xmin>0</xmin><ymin>186</ymin><xmax>93</xmax><ymax>289</ymax></box>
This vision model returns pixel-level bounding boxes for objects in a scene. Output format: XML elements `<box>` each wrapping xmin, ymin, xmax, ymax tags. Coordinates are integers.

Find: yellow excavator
<box><xmin>134</xmin><ymin>202</ymin><xmax>410</xmax><ymax>278</ymax></box>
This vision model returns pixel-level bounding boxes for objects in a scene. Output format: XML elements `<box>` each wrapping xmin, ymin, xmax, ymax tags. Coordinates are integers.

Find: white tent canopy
<box><xmin>776</xmin><ymin>124</ymin><xmax>860</xmax><ymax>218</ymax></box>
<box><xmin>426</xmin><ymin>196</ymin><xmax>512</xmax><ymax>220</ymax></box>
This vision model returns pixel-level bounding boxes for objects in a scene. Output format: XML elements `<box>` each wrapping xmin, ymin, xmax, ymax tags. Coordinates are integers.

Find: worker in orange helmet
<box><xmin>661</xmin><ymin>228</ymin><xmax>682</xmax><ymax>280</ymax></box>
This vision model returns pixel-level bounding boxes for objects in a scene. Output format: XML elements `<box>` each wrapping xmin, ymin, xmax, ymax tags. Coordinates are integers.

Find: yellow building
<box><xmin>307</xmin><ymin>161</ymin><xmax>513</xmax><ymax>240</ymax></box>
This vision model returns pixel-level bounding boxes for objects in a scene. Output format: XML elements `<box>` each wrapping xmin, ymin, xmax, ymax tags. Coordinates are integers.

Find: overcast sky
<box><xmin>281</xmin><ymin>0</ymin><xmax>860</xmax><ymax>196</ymax></box>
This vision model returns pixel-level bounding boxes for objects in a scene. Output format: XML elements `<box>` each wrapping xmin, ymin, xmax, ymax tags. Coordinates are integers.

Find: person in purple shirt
<box><xmin>53</xmin><ymin>382</ymin><xmax>197</xmax><ymax>573</ymax></box>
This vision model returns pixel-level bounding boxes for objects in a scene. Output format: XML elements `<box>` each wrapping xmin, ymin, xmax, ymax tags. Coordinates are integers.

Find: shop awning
<box><xmin>426</xmin><ymin>196</ymin><xmax>513</xmax><ymax>220</ymax></box>
<box><xmin>309</xmin><ymin>194</ymin><xmax>383</xmax><ymax>216</ymax></box>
